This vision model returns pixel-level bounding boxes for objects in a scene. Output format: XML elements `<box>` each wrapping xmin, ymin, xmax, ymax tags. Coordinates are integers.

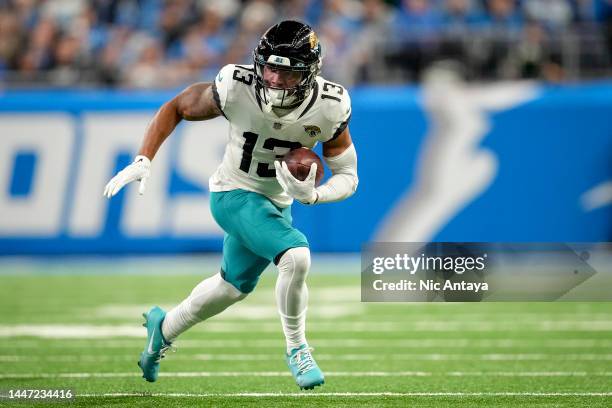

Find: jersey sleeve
<box><xmin>320</xmin><ymin>84</ymin><xmax>352</xmax><ymax>143</ymax></box>
<box><xmin>213</xmin><ymin>64</ymin><xmax>237</xmax><ymax>118</ymax></box>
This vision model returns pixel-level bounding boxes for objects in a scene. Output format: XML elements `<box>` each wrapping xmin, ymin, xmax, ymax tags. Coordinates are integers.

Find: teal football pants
<box><xmin>210</xmin><ymin>189</ymin><xmax>309</xmax><ymax>293</ymax></box>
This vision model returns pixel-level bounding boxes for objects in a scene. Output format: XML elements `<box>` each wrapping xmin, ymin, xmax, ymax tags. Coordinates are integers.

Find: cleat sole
<box><xmin>300</xmin><ymin>381</ymin><xmax>324</xmax><ymax>391</ymax></box>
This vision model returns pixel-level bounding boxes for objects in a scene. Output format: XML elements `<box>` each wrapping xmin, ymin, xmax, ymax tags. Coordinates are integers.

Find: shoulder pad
<box><xmin>215</xmin><ymin>64</ymin><xmax>257</xmax><ymax>113</ymax></box>
<box><xmin>318</xmin><ymin>78</ymin><xmax>351</xmax><ymax>126</ymax></box>
<box><xmin>214</xmin><ymin>64</ymin><xmax>237</xmax><ymax>111</ymax></box>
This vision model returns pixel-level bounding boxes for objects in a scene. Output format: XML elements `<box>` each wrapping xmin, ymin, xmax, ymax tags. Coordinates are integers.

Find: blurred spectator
<box><xmin>395</xmin><ymin>0</ymin><xmax>443</xmax><ymax>39</ymax></box>
<box><xmin>319</xmin><ymin>0</ymin><xmax>394</xmax><ymax>84</ymax></box>
<box><xmin>168</xmin><ymin>6</ymin><xmax>230</xmax><ymax>78</ymax></box>
<box><xmin>49</xmin><ymin>34</ymin><xmax>90</xmax><ymax>86</ymax></box>
<box><xmin>19</xmin><ymin>17</ymin><xmax>57</xmax><ymax>72</ymax></box>
<box><xmin>222</xmin><ymin>0</ymin><xmax>277</xmax><ymax>65</ymax></box>
<box><xmin>436</xmin><ymin>0</ymin><xmax>487</xmax><ymax>77</ymax></box>
<box><xmin>523</xmin><ymin>0</ymin><xmax>573</xmax><ymax>30</ymax></box>
<box><xmin>472</xmin><ymin>0</ymin><xmax>523</xmax><ymax>79</ymax></box>
<box><xmin>279</xmin><ymin>0</ymin><xmax>315</xmax><ymax>21</ymax></box>
<box><xmin>500</xmin><ymin>21</ymin><xmax>565</xmax><ymax>81</ymax></box>
<box><xmin>317</xmin><ymin>0</ymin><xmax>363</xmax><ymax>83</ymax></box>
<box><xmin>123</xmin><ymin>37</ymin><xmax>169</xmax><ymax>88</ymax></box>
<box><xmin>158</xmin><ymin>0</ymin><xmax>198</xmax><ymax>49</ymax></box>
<box><xmin>0</xmin><ymin>11</ymin><xmax>22</xmax><ymax>70</ymax></box>
<box><xmin>484</xmin><ymin>0</ymin><xmax>523</xmax><ymax>35</ymax></box>
<box><xmin>441</xmin><ymin>0</ymin><xmax>487</xmax><ymax>34</ymax></box>
<box><xmin>572</xmin><ymin>0</ymin><xmax>598</xmax><ymax>22</ymax></box>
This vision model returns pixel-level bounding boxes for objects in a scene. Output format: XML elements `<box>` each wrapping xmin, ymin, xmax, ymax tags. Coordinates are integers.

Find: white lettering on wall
<box><xmin>0</xmin><ymin>114</ymin><xmax>73</xmax><ymax>235</ymax></box>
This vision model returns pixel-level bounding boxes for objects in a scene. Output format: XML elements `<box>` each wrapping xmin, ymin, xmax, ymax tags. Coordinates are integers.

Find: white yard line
<box><xmin>3</xmin><ymin>353</ymin><xmax>612</xmax><ymax>362</ymax></box>
<box><xmin>1</xmin><ymin>371</ymin><xmax>612</xmax><ymax>379</ymax></box>
<box><xmin>93</xmin><ymin>304</ymin><xmax>363</xmax><ymax>320</ymax></box>
<box><xmin>2</xmin><ymin>320</ymin><xmax>612</xmax><ymax>338</ymax></box>
<box><xmin>447</xmin><ymin>371</ymin><xmax>612</xmax><ymax>377</ymax></box>
<box><xmin>6</xmin><ymin>338</ymin><xmax>612</xmax><ymax>349</ymax></box>
<box><xmin>72</xmin><ymin>392</ymin><xmax>612</xmax><ymax>397</ymax></box>
<box><xmin>0</xmin><ymin>325</ymin><xmax>143</xmax><ymax>338</ymax></box>
<box><xmin>0</xmin><ymin>371</ymin><xmax>424</xmax><ymax>379</ymax></box>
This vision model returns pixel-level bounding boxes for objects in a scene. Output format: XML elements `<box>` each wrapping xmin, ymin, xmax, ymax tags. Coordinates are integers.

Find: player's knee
<box><xmin>218</xmin><ymin>275</ymin><xmax>249</xmax><ymax>302</ymax></box>
<box><xmin>188</xmin><ymin>273</ymin><xmax>247</xmax><ymax>317</ymax></box>
<box><xmin>277</xmin><ymin>247</ymin><xmax>311</xmax><ymax>280</ymax></box>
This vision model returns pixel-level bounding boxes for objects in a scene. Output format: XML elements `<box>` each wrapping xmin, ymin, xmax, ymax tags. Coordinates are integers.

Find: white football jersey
<box><xmin>209</xmin><ymin>64</ymin><xmax>352</xmax><ymax>207</ymax></box>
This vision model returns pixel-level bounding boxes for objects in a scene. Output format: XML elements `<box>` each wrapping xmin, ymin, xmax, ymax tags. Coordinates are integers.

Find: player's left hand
<box><xmin>274</xmin><ymin>161</ymin><xmax>318</xmax><ymax>204</ymax></box>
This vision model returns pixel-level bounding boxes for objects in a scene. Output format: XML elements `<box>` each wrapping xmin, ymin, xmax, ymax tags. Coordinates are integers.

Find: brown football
<box><xmin>282</xmin><ymin>147</ymin><xmax>324</xmax><ymax>186</ymax></box>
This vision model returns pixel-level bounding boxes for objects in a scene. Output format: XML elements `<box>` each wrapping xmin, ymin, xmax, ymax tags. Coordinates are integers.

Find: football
<box><xmin>282</xmin><ymin>147</ymin><xmax>324</xmax><ymax>186</ymax></box>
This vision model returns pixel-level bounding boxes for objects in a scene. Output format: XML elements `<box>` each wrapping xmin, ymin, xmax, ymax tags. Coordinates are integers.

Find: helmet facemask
<box><xmin>254</xmin><ymin>53</ymin><xmax>318</xmax><ymax>112</ymax></box>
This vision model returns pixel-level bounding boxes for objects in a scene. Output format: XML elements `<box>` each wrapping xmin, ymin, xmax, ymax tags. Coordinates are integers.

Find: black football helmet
<box><xmin>253</xmin><ymin>20</ymin><xmax>322</xmax><ymax>111</ymax></box>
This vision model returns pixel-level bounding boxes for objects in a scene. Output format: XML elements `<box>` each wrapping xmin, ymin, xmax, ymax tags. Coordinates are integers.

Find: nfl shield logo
<box><xmin>274</xmin><ymin>122</ymin><xmax>282</xmax><ymax>130</ymax></box>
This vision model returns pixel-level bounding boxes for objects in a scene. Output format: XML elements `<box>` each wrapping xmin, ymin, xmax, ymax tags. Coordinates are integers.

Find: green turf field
<box><xmin>1</xmin><ymin>257</ymin><xmax>611</xmax><ymax>407</ymax></box>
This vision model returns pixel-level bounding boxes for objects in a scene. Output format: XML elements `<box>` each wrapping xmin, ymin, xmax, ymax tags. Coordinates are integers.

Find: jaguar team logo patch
<box><xmin>309</xmin><ymin>32</ymin><xmax>318</xmax><ymax>49</ymax></box>
<box><xmin>304</xmin><ymin>125</ymin><xmax>321</xmax><ymax>137</ymax></box>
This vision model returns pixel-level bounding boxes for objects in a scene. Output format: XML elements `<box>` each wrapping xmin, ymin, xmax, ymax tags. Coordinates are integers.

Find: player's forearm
<box><xmin>138</xmin><ymin>99</ymin><xmax>183</xmax><ymax>160</ymax></box>
<box><xmin>315</xmin><ymin>144</ymin><xmax>358</xmax><ymax>204</ymax></box>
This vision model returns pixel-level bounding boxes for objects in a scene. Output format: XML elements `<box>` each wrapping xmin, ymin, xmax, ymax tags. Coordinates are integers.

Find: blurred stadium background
<box><xmin>1</xmin><ymin>0</ymin><xmax>612</xmax><ymax>406</ymax></box>
<box><xmin>1</xmin><ymin>0</ymin><xmax>611</xmax><ymax>86</ymax></box>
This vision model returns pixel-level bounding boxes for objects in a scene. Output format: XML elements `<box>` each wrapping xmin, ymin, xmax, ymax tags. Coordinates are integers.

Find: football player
<box><xmin>103</xmin><ymin>20</ymin><xmax>358</xmax><ymax>390</ymax></box>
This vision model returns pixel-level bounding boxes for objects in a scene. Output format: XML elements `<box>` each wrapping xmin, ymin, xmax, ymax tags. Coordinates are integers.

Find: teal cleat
<box><xmin>137</xmin><ymin>306</ymin><xmax>172</xmax><ymax>382</ymax></box>
<box><xmin>286</xmin><ymin>345</ymin><xmax>325</xmax><ymax>390</ymax></box>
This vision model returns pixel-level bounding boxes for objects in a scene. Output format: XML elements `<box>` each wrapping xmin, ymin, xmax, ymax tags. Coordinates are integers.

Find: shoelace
<box><xmin>290</xmin><ymin>347</ymin><xmax>316</xmax><ymax>375</ymax></box>
<box><xmin>155</xmin><ymin>343</ymin><xmax>175</xmax><ymax>363</ymax></box>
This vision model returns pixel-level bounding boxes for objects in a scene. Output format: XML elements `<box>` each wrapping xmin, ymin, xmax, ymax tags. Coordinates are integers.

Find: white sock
<box><xmin>275</xmin><ymin>247</ymin><xmax>311</xmax><ymax>353</ymax></box>
<box><xmin>161</xmin><ymin>273</ymin><xmax>247</xmax><ymax>342</ymax></box>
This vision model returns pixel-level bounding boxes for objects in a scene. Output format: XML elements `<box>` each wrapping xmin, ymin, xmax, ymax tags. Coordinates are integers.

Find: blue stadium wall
<box><xmin>0</xmin><ymin>81</ymin><xmax>610</xmax><ymax>254</ymax></box>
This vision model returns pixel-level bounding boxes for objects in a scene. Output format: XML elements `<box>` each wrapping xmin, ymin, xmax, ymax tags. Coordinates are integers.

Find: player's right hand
<box><xmin>274</xmin><ymin>160</ymin><xmax>318</xmax><ymax>204</ymax></box>
<box><xmin>103</xmin><ymin>155</ymin><xmax>151</xmax><ymax>198</ymax></box>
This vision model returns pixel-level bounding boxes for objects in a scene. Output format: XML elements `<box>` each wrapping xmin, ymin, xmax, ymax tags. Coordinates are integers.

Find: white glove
<box><xmin>103</xmin><ymin>155</ymin><xmax>151</xmax><ymax>198</ymax></box>
<box><xmin>274</xmin><ymin>161</ymin><xmax>318</xmax><ymax>204</ymax></box>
